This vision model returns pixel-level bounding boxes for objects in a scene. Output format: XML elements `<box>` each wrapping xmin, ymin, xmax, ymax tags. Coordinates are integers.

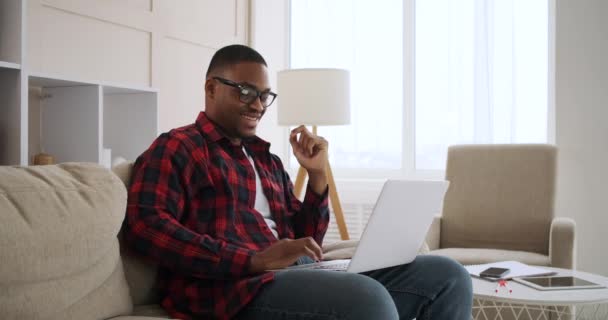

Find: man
<box><xmin>125</xmin><ymin>44</ymin><xmax>472</xmax><ymax>320</ymax></box>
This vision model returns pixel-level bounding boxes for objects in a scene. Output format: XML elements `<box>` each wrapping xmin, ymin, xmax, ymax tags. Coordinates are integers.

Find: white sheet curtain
<box><xmin>415</xmin><ymin>0</ymin><xmax>549</xmax><ymax>170</ymax></box>
<box><xmin>290</xmin><ymin>0</ymin><xmax>404</xmax><ymax>170</ymax></box>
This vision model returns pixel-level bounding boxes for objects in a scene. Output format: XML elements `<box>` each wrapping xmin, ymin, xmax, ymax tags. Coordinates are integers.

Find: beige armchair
<box><xmin>426</xmin><ymin>144</ymin><xmax>576</xmax><ymax>269</ymax></box>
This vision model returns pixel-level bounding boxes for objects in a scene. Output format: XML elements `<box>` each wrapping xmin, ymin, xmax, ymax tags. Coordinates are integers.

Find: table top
<box><xmin>472</xmin><ymin>266</ymin><xmax>608</xmax><ymax>305</ymax></box>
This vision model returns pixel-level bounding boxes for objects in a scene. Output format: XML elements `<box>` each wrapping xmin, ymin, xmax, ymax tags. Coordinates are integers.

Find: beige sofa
<box><xmin>0</xmin><ymin>163</ymin><xmax>169</xmax><ymax>320</ymax></box>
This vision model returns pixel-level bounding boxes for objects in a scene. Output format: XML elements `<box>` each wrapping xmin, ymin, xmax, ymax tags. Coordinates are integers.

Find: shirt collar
<box><xmin>196</xmin><ymin>111</ymin><xmax>271</xmax><ymax>152</ymax></box>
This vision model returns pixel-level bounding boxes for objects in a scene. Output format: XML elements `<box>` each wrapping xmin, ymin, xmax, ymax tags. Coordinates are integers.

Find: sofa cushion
<box><xmin>132</xmin><ymin>304</ymin><xmax>172</xmax><ymax>318</ymax></box>
<box><xmin>112</xmin><ymin>161</ymin><xmax>161</xmax><ymax>306</ymax></box>
<box><xmin>0</xmin><ymin>163</ymin><xmax>133</xmax><ymax>319</ymax></box>
<box><xmin>428</xmin><ymin>248</ymin><xmax>551</xmax><ymax>266</ymax></box>
<box><xmin>108</xmin><ymin>318</ymin><xmax>171</xmax><ymax>320</ymax></box>
<box><xmin>119</xmin><ymin>239</ymin><xmax>161</xmax><ymax>306</ymax></box>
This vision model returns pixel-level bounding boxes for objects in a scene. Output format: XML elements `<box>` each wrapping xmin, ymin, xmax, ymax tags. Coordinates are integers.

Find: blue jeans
<box><xmin>235</xmin><ymin>255</ymin><xmax>473</xmax><ymax>320</ymax></box>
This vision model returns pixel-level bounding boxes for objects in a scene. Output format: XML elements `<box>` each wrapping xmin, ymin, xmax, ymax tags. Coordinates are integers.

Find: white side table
<box><xmin>472</xmin><ymin>267</ymin><xmax>608</xmax><ymax>320</ymax></box>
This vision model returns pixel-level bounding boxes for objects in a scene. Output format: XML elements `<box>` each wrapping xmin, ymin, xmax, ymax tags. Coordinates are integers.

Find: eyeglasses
<box><xmin>213</xmin><ymin>77</ymin><xmax>277</xmax><ymax>108</ymax></box>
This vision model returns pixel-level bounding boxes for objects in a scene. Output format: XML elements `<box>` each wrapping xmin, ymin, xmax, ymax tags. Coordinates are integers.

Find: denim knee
<box><xmin>342</xmin><ymin>274</ymin><xmax>399</xmax><ymax>320</ymax></box>
<box><xmin>437</xmin><ymin>256</ymin><xmax>473</xmax><ymax>303</ymax></box>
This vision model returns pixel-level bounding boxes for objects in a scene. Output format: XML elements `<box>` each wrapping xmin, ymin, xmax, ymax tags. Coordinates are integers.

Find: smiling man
<box><xmin>124</xmin><ymin>44</ymin><xmax>472</xmax><ymax>320</ymax></box>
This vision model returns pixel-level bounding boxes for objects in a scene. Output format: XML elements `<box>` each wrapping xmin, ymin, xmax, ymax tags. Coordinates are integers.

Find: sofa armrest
<box><xmin>425</xmin><ymin>215</ymin><xmax>442</xmax><ymax>251</ymax></box>
<box><xmin>549</xmin><ymin>217</ymin><xmax>576</xmax><ymax>269</ymax></box>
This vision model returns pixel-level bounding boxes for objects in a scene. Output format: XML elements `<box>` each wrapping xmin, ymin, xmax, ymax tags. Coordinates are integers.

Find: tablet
<box><xmin>514</xmin><ymin>276</ymin><xmax>605</xmax><ymax>291</ymax></box>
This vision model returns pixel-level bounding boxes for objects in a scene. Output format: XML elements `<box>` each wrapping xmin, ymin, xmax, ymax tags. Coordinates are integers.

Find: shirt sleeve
<box><xmin>272</xmin><ymin>155</ymin><xmax>330</xmax><ymax>245</ymax></box>
<box><xmin>124</xmin><ymin>133</ymin><xmax>255</xmax><ymax>279</ymax></box>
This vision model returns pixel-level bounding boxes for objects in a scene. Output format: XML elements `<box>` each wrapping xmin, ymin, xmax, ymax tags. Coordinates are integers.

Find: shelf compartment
<box><xmin>103</xmin><ymin>89</ymin><xmax>158</xmax><ymax>163</ymax></box>
<box><xmin>0</xmin><ymin>67</ymin><xmax>23</xmax><ymax>165</ymax></box>
<box><xmin>39</xmin><ymin>85</ymin><xmax>102</xmax><ymax>164</ymax></box>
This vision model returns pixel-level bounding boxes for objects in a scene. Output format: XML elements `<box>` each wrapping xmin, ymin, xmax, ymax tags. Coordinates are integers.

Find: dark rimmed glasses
<box><xmin>213</xmin><ymin>76</ymin><xmax>277</xmax><ymax>108</ymax></box>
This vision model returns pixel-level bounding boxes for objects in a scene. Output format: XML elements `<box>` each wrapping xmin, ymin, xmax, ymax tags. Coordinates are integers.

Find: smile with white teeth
<box><xmin>241</xmin><ymin>113</ymin><xmax>260</xmax><ymax>121</ymax></box>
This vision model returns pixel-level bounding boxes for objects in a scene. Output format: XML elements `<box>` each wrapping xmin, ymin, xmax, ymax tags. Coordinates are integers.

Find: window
<box><xmin>290</xmin><ymin>0</ymin><xmax>550</xmax><ymax>173</ymax></box>
<box><xmin>290</xmin><ymin>0</ymin><xmax>403</xmax><ymax>171</ymax></box>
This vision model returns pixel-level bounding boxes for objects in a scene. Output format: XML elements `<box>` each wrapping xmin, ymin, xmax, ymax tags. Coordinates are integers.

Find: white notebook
<box><xmin>465</xmin><ymin>261</ymin><xmax>556</xmax><ymax>281</ymax></box>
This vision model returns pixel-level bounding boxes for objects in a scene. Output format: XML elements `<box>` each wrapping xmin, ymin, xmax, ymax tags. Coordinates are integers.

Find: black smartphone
<box><xmin>480</xmin><ymin>267</ymin><xmax>510</xmax><ymax>278</ymax></box>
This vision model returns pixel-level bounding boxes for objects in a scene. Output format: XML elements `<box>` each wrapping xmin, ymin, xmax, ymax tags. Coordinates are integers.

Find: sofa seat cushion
<box><xmin>106</xmin><ymin>304</ymin><xmax>174</xmax><ymax>320</ymax></box>
<box><xmin>428</xmin><ymin>248</ymin><xmax>551</xmax><ymax>266</ymax></box>
<box><xmin>132</xmin><ymin>304</ymin><xmax>171</xmax><ymax>318</ymax></box>
<box><xmin>0</xmin><ymin>163</ymin><xmax>133</xmax><ymax>319</ymax></box>
<box><xmin>108</xmin><ymin>317</ymin><xmax>171</xmax><ymax>320</ymax></box>
<box><xmin>112</xmin><ymin>161</ymin><xmax>161</xmax><ymax>306</ymax></box>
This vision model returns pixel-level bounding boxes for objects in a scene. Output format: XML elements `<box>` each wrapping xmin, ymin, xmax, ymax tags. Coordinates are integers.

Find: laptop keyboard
<box><xmin>283</xmin><ymin>259</ymin><xmax>352</xmax><ymax>271</ymax></box>
<box><xmin>310</xmin><ymin>262</ymin><xmax>350</xmax><ymax>270</ymax></box>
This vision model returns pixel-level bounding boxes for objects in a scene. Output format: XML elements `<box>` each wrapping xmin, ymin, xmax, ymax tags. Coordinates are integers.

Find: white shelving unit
<box><xmin>0</xmin><ymin>0</ymin><xmax>25</xmax><ymax>165</ymax></box>
<box><xmin>0</xmin><ymin>67</ymin><xmax>23</xmax><ymax>165</ymax></box>
<box><xmin>0</xmin><ymin>0</ymin><xmax>23</xmax><ymax>65</ymax></box>
<box><xmin>1</xmin><ymin>0</ymin><xmax>158</xmax><ymax>166</ymax></box>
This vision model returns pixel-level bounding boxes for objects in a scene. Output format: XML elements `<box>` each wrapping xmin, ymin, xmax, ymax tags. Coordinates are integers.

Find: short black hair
<box><xmin>205</xmin><ymin>44</ymin><xmax>267</xmax><ymax>77</ymax></box>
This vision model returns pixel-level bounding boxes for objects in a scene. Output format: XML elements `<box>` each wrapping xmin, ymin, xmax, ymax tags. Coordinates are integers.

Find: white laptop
<box><xmin>283</xmin><ymin>179</ymin><xmax>449</xmax><ymax>273</ymax></box>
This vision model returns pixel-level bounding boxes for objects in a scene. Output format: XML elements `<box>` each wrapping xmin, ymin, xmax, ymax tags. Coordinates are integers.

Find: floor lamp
<box><xmin>277</xmin><ymin>68</ymin><xmax>351</xmax><ymax>240</ymax></box>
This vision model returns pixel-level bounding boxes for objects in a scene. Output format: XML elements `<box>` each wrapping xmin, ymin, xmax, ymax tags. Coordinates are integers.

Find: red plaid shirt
<box><xmin>125</xmin><ymin>112</ymin><xmax>329</xmax><ymax>319</ymax></box>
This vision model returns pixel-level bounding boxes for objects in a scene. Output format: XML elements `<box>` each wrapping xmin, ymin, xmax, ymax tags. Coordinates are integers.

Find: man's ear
<box><xmin>205</xmin><ymin>78</ymin><xmax>215</xmax><ymax>99</ymax></box>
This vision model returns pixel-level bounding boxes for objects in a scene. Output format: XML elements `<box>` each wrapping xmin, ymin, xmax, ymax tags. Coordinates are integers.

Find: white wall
<box><xmin>250</xmin><ymin>0</ymin><xmax>290</xmax><ymax>158</ymax></box>
<box><xmin>555</xmin><ymin>0</ymin><xmax>608</xmax><ymax>275</ymax></box>
<box><xmin>27</xmin><ymin>0</ymin><xmax>249</xmax><ymax>134</ymax></box>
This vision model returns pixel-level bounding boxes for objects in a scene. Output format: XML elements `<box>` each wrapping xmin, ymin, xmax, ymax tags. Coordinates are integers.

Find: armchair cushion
<box><xmin>428</xmin><ymin>248</ymin><xmax>550</xmax><ymax>266</ymax></box>
<box><xmin>441</xmin><ymin>145</ymin><xmax>557</xmax><ymax>255</ymax></box>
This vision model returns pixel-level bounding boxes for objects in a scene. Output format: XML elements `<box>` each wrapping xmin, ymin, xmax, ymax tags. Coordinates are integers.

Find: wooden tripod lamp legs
<box><xmin>292</xmin><ymin>161</ymin><xmax>350</xmax><ymax>240</ymax></box>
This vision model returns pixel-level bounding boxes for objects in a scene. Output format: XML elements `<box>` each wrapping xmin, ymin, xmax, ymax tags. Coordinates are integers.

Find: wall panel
<box><xmin>157</xmin><ymin>37</ymin><xmax>214</xmax><ymax>132</ymax></box>
<box><xmin>30</xmin><ymin>5</ymin><xmax>151</xmax><ymax>85</ymax></box>
<box><xmin>160</xmin><ymin>0</ymin><xmax>247</xmax><ymax>48</ymax></box>
<box><xmin>27</xmin><ymin>0</ymin><xmax>250</xmax><ymax>132</ymax></box>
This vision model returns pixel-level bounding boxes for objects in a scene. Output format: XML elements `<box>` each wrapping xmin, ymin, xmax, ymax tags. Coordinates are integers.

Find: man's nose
<box><xmin>249</xmin><ymin>96</ymin><xmax>265</xmax><ymax>111</ymax></box>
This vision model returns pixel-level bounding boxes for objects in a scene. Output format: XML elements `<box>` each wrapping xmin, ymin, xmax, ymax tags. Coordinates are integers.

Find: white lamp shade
<box><xmin>277</xmin><ymin>68</ymin><xmax>351</xmax><ymax>126</ymax></box>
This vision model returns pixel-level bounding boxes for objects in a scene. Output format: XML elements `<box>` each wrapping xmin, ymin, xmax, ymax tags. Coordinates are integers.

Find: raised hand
<box><xmin>289</xmin><ymin>126</ymin><xmax>329</xmax><ymax>195</ymax></box>
<box><xmin>289</xmin><ymin>126</ymin><xmax>328</xmax><ymax>175</ymax></box>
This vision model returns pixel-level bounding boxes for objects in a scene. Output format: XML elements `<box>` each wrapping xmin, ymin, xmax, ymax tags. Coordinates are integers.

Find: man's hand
<box><xmin>289</xmin><ymin>126</ymin><xmax>328</xmax><ymax>194</ymax></box>
<box><xmin>249</xmin><ymin>237</ymin><xmax>323</xmax><ymax>273</ymax></box>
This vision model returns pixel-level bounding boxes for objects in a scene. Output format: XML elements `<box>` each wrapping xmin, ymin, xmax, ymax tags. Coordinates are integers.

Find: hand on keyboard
<box><xmin>249</xmin><ymin>237</ymin><xmax>324</xmax><ymax>273</ymax></box>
